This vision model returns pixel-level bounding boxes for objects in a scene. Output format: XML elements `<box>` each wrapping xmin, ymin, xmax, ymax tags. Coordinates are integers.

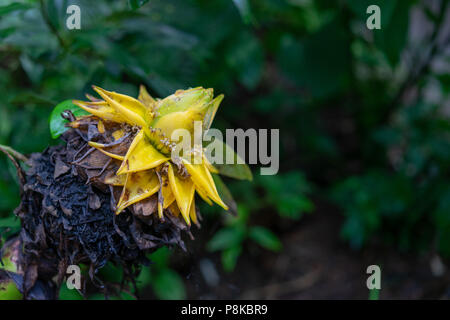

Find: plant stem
<box><xmin>0</xmin><ymin>144</ymin><xmax>28</xmax><ymax>163</ymax></box>
<box><xmin>39</xmin><ymin>0</ymin><xmax>67</xmax><ymax>50</ymax></box>
<box><xmin>382</xmin><ymin>0</ymin><xmax>450</xmax><ymax>123</ymax></box>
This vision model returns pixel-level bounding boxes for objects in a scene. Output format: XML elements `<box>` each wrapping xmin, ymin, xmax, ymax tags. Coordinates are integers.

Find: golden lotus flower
<box><xmin>71</xmin><ymin>85</ymin><xmax>235</xmax><ymax>226</ymax></box>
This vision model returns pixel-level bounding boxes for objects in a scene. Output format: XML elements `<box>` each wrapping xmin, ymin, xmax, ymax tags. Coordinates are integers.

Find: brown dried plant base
<box><xmin>6</xmin><ymin>123</ymin><xmax>192</xmax><ymax>299</ymax></box>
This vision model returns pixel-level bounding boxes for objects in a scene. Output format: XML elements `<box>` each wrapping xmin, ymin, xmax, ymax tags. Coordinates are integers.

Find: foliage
<box><xmin>207</xmin><ymin>205</ymin><xmax>282</xmax><ymax>272</ymax></box>
<box><xmin>49</xmin><ymin>99</ymin><xmax>87</xmax><ymax>138</ymax></box>
<box><xmin>207</xmin><ymin>171</ymin><xmax>312</xmax><ymax>272</ymax></box>
<box><xmin>136</xmin><ymin>248</ymin><xmax>186</xmax><ymax>300</ymax></box>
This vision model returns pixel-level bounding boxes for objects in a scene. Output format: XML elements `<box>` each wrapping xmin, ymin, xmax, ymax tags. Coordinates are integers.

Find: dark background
<box><xmin>0</xmin><ymin>0</ymin><xmax>450</xmax><ymax>299</ymax></box>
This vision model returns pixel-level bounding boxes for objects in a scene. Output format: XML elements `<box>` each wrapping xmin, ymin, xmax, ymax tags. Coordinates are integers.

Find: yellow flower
<box><xmin>72</xmin><ymin>85</ymin><xmax>229</xmax><ymax>226</ymax></box>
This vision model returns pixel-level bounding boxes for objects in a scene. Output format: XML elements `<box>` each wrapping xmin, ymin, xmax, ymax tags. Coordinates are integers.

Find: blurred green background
<box><xmin>1</xmin><ymin>0</ymin><xmax>450</xmax><ymax>299</ymax></box>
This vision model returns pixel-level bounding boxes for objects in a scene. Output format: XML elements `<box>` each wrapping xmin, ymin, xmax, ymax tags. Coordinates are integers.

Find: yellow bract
<box><xmin>117</xmin><ymin>171</ymin><xmax>160</xmax><ymax>213</ymax></box>
<box><xmin>138</xmin><ymin>84</ymin><xmax>157</xmax><ymax>110</ymax></box>
<box><xmin>117</xmin><ymin>130</ymin><xmax>169</xmax><ymax>175</ymax></box>
<box><xmin>182</xmin><ymin>158</ymin><xmax>228</xmax><ymax>210</ymax></box>
<box><xmin>167</xmin><ymin>163</ymin><xmax>195</xmax><ymax>224</ymax></box>
<box><xmin>73</xmin><ymin>99</ymin><xmax>126</xmax><ymax>123</ymax></box>
<box><xmin>72</xmin><ymin>85</ymin><xmax>230</xmax><ymax>226</ymax></box>
<box><xmin>88</xmin><ymin>141</ymin><xmax>125</xmax><ymax>161</ymax></box>
<box><xmin>151</xmin><ymin>87</ymin><xmax>220</xmax><ymax>139</ymax></box>
<box><xmin>92</xmin><ymin>86</ymin><xmax>149</xmax><ymax>127</ymax></box>
<box><xmin>161</xmin><ymin>174</ymin><xmax>176</xmax><ymax>209</ymax></box>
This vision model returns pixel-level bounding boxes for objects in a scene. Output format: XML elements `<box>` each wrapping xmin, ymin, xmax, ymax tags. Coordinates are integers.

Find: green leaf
<box><xmin>249</xmin><ymin>226</ymin><xmax>282</xmax><ymax>251</ymax></box>
<box><xmin>98</xmin><ymin>263</ymin><xmax>123</xmax><ymax>283</ymax></box>
<box><xmin>0</xmin><ymin>238</ymin><xmax>19</xmax><ymax>273</ymax></box>
<box><xmin>226</xmin><ymin>204</ymin><xmax>251</xmax><ymax>227</ymax></box>
<box><xmin>232</xmin><ymin>0</ymin><xmax>255</xmax><ymax>25</ymax></box>
<box><xmin>226</xmin><ymin>32</ymin><xmax>263</xmax><ymax>90</ymax></box>
<box><xmin>49</xmin><ymin>100</ymin><xmax>89</xmax><ymax>139</ymax></box>
<box><xmin>58</xmin><ymin>283</ymin><xmax>83</xmax><ymax>300</ymax></box>
<box><xmin>0</xmin><ymin>215</ymin><xmax>20</xmax><ymax>229</ymax></box>
<box><xmin>258</xmin><ymin>172</ymin><xmax>314</xmax><ymax>219</ymax></box>
<box><xmin>128</xmin><ymin>0</ymin><xmax>150</xmax><ymax>10</ymax></box>
<box><xmin>20</xmin><ymin>54</ymin><xmax>43</xmax><ymax>84</ymax></box>
<box><xmin>369</xmin><ymin>288</ymin><xmax>380</xmax><ymax>300</ymax></box>
<box><xmin>373</xmin><ymin>0</ymin><xmax>411</xmax><ymax>67</ymax></box>
<box><xmin>119</xmin><ymin>291</ymin><xmax>137</xmax><ymax>300</ymax></box>
<box><xmin>136</xmin><ymin>266</ymin><xmax>152</xmax><ymax>290</ymax></box>
<box><xmin>215</xmin><ymin>162</ymin><xmax>253</xmax><ymax>181</ymax></box>
<box><xmin>437</xmin><ymin>74</ymin><xmax>450</xmax><ymax>95</ymax></box>
<box><xmin>204</xmin><ymin>135</ymin><xmax>253</xmax><ymax>181</ymax></box>
<box><xmin>212</xmin><ymin>174</ymin><xmax>237</xmax><ymax>214</ymax></box>
<box><xmin>0</xmin><ymin>3</ymin><xmax>32</xmax><ymax>16</ymax></box>
<box><xmin>152</xmin><ymin>269</ymin><xmax>186</xmax><ymax>300</ymax></box>
<box><xmin>277</xmin><ymin>19</ymin><xmax>351</xmax><ymax>98</ymax></box>
<box><xmin>207</xmin><ymin>227</ymin><xmax>246</xmax><ymax>252</ymax></box>
<box><xmin>0</xmin><ymin>279</ymin><xmax>22</xmax><ymax>300</ymax></box>
<box><xmin>0</xmin><ymin>27</ymin><xmax>16</xmax><ymax>40</ymax></box>
<box><xmin>0</xmin><ymin>215</ymin><xmax>20</xmax><ymax>244</ymax></box>
<box><xmin>148</xmin><ymin>247</ymin><xmax>171</xmax><ymax>268</ymax></box>
<box><xmin>221</xmin><ymin>245</ymin><xmax>242</xmax><ymax>272</ymax></box>
<box><xmin>0</xmin><ymin>180</ymin><xmax>20</xmax><ymax>212</ymax></box>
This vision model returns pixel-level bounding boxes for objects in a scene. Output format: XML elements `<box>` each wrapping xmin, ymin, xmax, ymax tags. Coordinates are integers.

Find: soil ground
<box><xmin>162</xmin><ymin>202</ymin><xmax>450</xmax><ymax>300</ymax></box>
